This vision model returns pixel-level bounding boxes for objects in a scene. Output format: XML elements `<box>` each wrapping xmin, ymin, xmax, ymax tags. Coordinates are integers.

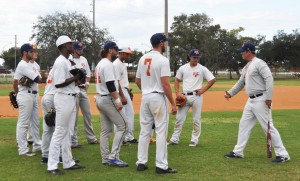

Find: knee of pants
<box><xmin>116</xmin><ymin>124</ymin><xmax>126</xmax><ymax>132</ymax></box>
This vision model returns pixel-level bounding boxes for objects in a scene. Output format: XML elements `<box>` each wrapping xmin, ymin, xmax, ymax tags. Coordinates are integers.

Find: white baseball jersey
<box><xmin>29</xmin><ymin>61</ymin><xmax>41</xmax><ymax>91</ymax></box>
<box><xmin>14</xmin><ymin>60</ymin><xmax>39</xmax><ymax>92</ymax></box>
<box><xmin>95</xmin><ymin>58</ymin><xmax>119</xmax><ymax>95</ymax></box>
<box><xmin>52</xmin><ymin>55</ymin><xmax>78</xmax><ymax>94</ymax></box>
<box><xmin>176</xmin><ymin>63</ymin><xmax>215</xmax><ymax>93</ymax></box>
<box><xmin>69</xmin><ymin>54</ymin><xmax>91</xmax><ymax>77</ymax></box>
<box><xmin>136</xmin><ymin>50</ymin><xmax>171</xmax><ymax>95</ymax></box>
<box><xmin>113</xmin><ymin>58</ymin><xmax>129</xmax><ymax>88</ymax></box>
<box><xmin>44</xmin><ymin>69</ymin><xmax>56</xmax><ymax>95</ymax></box>
<box><xmin>228</xmin><ymin>57</ymin><xmax>274</xmax><ymax>100</ymax></box>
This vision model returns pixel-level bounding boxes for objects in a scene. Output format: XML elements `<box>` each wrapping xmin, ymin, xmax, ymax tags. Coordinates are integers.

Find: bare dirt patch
<box><xmin>1</xmin><ymin>86</ymin><xmax>299</xmax><ymax>118</ymax></box>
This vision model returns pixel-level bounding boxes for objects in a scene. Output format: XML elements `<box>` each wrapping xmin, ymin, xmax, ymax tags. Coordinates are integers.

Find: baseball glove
<box><xmin>70</xmin><ymin>68</ymin><xmax>87</xmax><ymax>85</ymax></box>
<box><xmin>45</xmin><ymin>108</ymin><xmax>56</xmax><ymax>127</ymax></box>
<box><xmin>126</xmin><ymin>88</ymin><xmax>133</xmax><ymax>100</ymax></box>
<box><xmin>19</xmin><ymin>76</ymin><xmax>34</xmax><ymax>88</ymax></box>
<box><xmin>9</xmin><ymin>91</ymin><xmax>18</xmax><ymax>109</ymax></box>
<box><xmin>175</xmin><ymin>94</ymin><xmax>187</xmax><ymax>107</ymax></box>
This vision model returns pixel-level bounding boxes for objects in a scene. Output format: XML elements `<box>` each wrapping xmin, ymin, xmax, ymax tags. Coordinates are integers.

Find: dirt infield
<box><xmin>1</xmin><ymin>85</ymin><xmax>300</xmax><ymax>118</ymax></box>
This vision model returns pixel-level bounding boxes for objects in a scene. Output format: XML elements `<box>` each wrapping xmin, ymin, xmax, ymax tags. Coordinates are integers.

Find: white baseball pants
<box><xmin>122</xmin><ymin>88</ymin><xmax>135</xmax><ymax>142</ymax></box>
<box><xmin>136</xmin><ymin>93</ymin><xmax>169</xmax><ymax>170</ymax></box>
<box><xmin>16</xmin><ymin>91</ymin><xmax>41</xmax><ymax>155</ymax></box>
<box><xmin>41</xmin><ymin>94</ymin><xmax>55</xmax><ymax>158</ymax></box>
<box><xmin>170</xmin><ymin>95</ymin><xmax>203</xmax><ymax>144</ymax></box>
<box><xmin>47</xmin><ymin>93</ymin><xmax>76</xmax><ymax>170</ymax></box>
<box><xmin>233</xmin><ymin>95</ymin><xmax>289</xmax><ymax>158</ymax></box>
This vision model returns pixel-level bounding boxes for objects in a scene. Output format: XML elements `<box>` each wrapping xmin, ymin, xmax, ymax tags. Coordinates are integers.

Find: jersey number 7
<box><xmin>144</xmin><ymin>58</ymin><xmax>152</xmax><ymax>76</ymax></box>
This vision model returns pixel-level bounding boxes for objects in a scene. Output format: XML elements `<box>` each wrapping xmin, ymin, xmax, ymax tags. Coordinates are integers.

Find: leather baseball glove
<box><xmin>9</xmin><ymin>91</ymin><xmax>18</xmax><ymax>109</ymax></box>
<box><xmin>45</xmin><ymin>108</ymin><xmax>56</xmax><ymax>127</ymax></box>
<box><xmin>175</xmin><ymin>94</ymin><xmax>187</xmax><ymax>107</ymax></box>
<box><xmin>70</xmin><ymin>68</ymin><xmax>87</xmax><ymax>85</ymax></box>
<box><xmin>126</xmin><ymin>88</ymin><xmax>133</xmax><ymax>100</ymax></box>
<box><xmin>19</xmin><ymin>76</ymin><xmax>34</xmax><ymax>88</ymax></box>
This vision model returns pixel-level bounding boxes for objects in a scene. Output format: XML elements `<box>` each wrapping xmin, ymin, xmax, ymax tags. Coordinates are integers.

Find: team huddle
<box><xmin>12</xmin><ymin>33</ymin><xmax>290</xmax><ymax>175</ymax></box>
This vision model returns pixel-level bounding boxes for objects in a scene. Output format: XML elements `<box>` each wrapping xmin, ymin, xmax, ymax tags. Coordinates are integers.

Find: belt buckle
<box><xmin>186</xmin><ymin>92</ymin><xmax>194</xmax><ymax>96</ymax></box>
<box><xmin>250</xmin><ymin>93</ymin><xmax>262</xmax><ymax>99</ymax></box>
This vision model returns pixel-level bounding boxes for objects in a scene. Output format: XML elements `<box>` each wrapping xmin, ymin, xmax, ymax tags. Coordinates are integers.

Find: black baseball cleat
<box><xmin>224</xmin><ymin>151</ymin><xmax>243</xmax><ymax>158</ymax></box>
<box><xmin>59</xmin><ymin>157</ymin><xmax>80</xmax><ymax>163</ymax></box>
<box><xmin>71</xmin><ymin>144</ymin><xmax>82</xmax><ymax>149</ymax></box>
<box><xmin>64</xmin><ymin>164</ymin><xmax>85</xmax><ymax>170</ymax></box>
<box><xmin>41</xmin><ymin>157</ymin><xmax>48</xmax><ymax>164</ymax></box>
<box><xmin>127</xmin><ymin>139</ymin><xmax>138</xmax><ymax>143</ymax></box>
<box><xmin>272</xmin><ymin>156</ymin><xmax>290</xmax><ymax>163</ymax></box>
<box><xmin>137</xmin><ymin>164</ymin><xmax>148</xmax><ymax>171</ymax></box>
<box><xmin>155</xmin><ymin>167</ymin><xmax>178</xmax><ymax>174</ymax></box>
<box><xmin>47</xmin><ymin>169</ymin><xmax>63</xmax><ymax>175</ymax></box>
<box><xmin>122</xmin><ymin>141</ymin><xmax>131</xmax><ymax>146</ymax></box>
<box><xmin>88</xmin><ymin>140</ymin><xmax>100</xmax><ymax>144</ymax></box>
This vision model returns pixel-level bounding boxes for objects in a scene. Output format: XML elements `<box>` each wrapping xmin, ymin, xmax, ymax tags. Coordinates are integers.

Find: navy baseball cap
<box><xmin>20</xmin><ymin>43</ymin><xmax>34</xmax><ymax>53</ymax></box>
<box><xmin>237</xmin><ymin>42</ymin><xmax>255</xmax><ymax>53</ymax></box>
<box><xmin>150</xmin><ymin>33</ymin><xmax>170</xmax><ymax>46</ymax></box>
<box><xmin>188</xmin><ymin>49</ymin><xmax>201</xmax><ymax>58</ymax></box>
<box><xmin>73</xmin><ymin>41</ymin><xmax>84</xmax><ymax>50</ymax></box>
<box><xmin>104</xmin><ymin>41</ymin><xmax>120</xmax><ymax>51</ymax></box>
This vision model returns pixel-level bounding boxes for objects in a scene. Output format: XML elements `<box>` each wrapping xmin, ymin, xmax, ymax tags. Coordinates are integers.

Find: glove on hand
<box><xmin>45</xmin><ymin>108</ymin><xmax>56</xmax><ymax>127</ymax></box>
<box><xmin>126</xmin><ymin>88</ymin><xmax>133</xmax><ymax>101</ymax></box>
<box><xmin>19</xmin><ymin>76</ymin><xmax>34</xmax><ymax>88</ymax></box>
<box><xmin>9</xmin><ymin>91</ymin><xmax>18</xmax><ymax>109</ymax></box>
<box><xmin>175</xmin><ymin>94</ymin><xmax>187</xmax><ymax>107</ymax></box>
<box><xmin>70</xmin><ymin>68</ymin><xmax>87</xmax><ymax>85</ymax></box>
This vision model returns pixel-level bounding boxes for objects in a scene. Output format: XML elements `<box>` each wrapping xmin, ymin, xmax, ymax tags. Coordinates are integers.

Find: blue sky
<box><xmin>0</xmin><ymin>0</ymin><xmax>299</xmax><ymax>55</ymax></box>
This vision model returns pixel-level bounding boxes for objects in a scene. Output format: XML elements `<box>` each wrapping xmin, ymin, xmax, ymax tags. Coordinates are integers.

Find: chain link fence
<box><xmin>0</xmin><ymin>74</ymin><xmax>13</xmax><ymax>84</ymax></box>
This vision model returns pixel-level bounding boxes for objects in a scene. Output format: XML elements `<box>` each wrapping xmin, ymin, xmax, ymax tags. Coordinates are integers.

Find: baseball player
<box><xmin>135</xmin><ymin>33</ymin><xmax>177</xmax><ymax>174</ymax></box>
<box><xmin>47</xmin><ymin>35</ymin><xmax>85</xmax><ymax>175</ymax></box>
<box><xmin>41</xmin><ymin>68</ymin><xmax>80</xmax><ymax>165</ymax></box>
<box><xmin>26</xmin><ymin>45</ymin><xmax>42</xmax><ymax>151</ymax></box>
<box><xmin>13</xmin><ymin>43</ymin><xmax>41</xmax><ymax>156</ymax></box>
<box><xmin>113</xmin><ymin>47</ymin><xmax>138</xmax><ymax>144</ymax></box>
<box><xmin>70</xmin><ymin>41</ymin><xmax>99</xmax><ymax>148</ymax></box>
<box><xmin>40</xmin><ymin>68</ymin><xmax>56</xmax><ymax>163</ymax></box>
<box><xmin>168</xmin><ymin>49</ymin><xmax>216</xmax><ymax>147</ymax></box>
<box><xmin>95</xmin><ymin>41</ymin><xmax>128</xmax><ymax>167</ymax></box>
<box><xmin>224</xmin><ymin>42</ymin><xmax>290</xmax><ymax>163</ymax></box>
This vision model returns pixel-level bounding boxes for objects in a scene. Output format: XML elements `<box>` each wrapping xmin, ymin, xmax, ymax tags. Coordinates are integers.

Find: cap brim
<box><xmin>165</xmin><ymin>37</ymin><xmax>171</xmax><ymax>42</ymax></box>
<box><xmin>119</xmin><ymin>51</ymin><xmax>133</xmax><ymax>54</ymax></box>
<box><xmin>237</xmin><ymin>48</ymin><xmax>244</xmax><ymax>52</ymax></box>
<box><xmin>191</xmin><ymin>55</ymin><xmax>200</xmax><ymax>58</ymax></box>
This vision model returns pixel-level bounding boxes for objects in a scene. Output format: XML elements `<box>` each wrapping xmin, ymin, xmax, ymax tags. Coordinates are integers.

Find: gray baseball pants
<box><xmin>95</xmin><ymin>94</ymin><xmax>128</xmax><ymax>164</ymax></box>
<box><xmin>72</xmin><ymin>89</ymin><xmax>98</xmax><ymax>146</ymax></box>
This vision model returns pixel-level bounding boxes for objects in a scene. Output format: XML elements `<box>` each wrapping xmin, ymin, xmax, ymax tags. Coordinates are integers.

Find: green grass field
<box><xmin>0</xmin><ymin>110</ymin><xmax>299</xmax><ymax>181</ymax></box>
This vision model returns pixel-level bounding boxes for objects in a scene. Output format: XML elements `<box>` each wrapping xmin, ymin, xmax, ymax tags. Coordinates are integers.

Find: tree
<box><xmin>258</xmin><ymin>30</ymin><xmax>300</xmax><ymax>72</ymax></box>
<box><xmin>31</xmin><ymin>12</ymin><xmax>112</xmax><ymax>70</ymax></box>
<box><xmin>0</xmin><ymin>47</ymin><xmax>21</xmax><ymax>70</ymax></box>
<box><xmin>169</xmin><ymin>13</ymin><xmax>220</xmax><ymax>75</ymax></box>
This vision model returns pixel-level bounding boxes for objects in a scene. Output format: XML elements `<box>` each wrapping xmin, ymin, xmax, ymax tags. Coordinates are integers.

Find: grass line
<box><xmin>0</xmin><ymin>109</ymin><xmax>299</xmax><ymax>180</ymax></box>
